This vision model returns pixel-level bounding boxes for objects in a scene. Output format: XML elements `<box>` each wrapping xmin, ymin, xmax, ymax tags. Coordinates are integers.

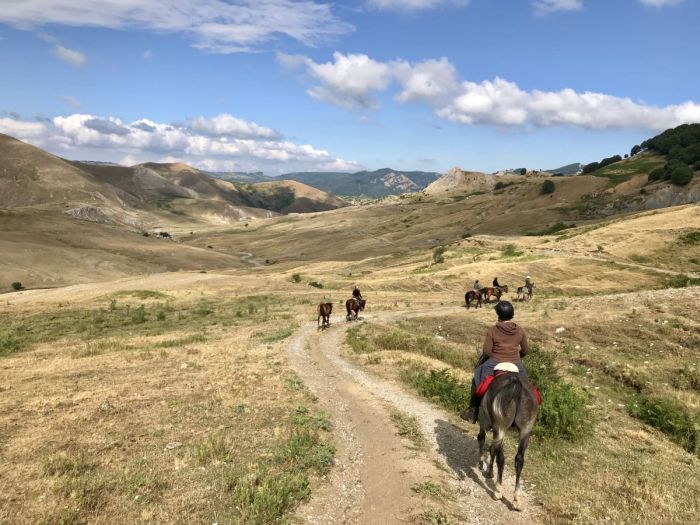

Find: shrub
<box><xmin>432</xmin><ymin>246</ymin><xmax>446</xmax><ymax>264</ymax></box>
<box><xmin>628</xmin><ymin>395</ymin><xmax>698</xmax><ymax>455</ymax></box>
<box><xmin>631</xmin><ymin>144</ymin><xmax>642</xmax><ymax>156</ymax></box>
<box><xmin>536</xmin><ymin>381</ymin><xmax>591</xmax><ymax>440</ymax></box>
<box><xmin>131</xmin><ymin>305</ymin><xmax>146</xmax><ymax>324</ymax></box>
<box><xmin>667</xmin><ymin>274</ymin><xmax>700</xmax><ymax>288</ymax></box>
<box><xmin>291</xmin><ymin>273</ymin><xmax>302</xmax><ymax>283</ymax></box>
<box><xmin>501</xmin><ymin>244</ymin><xmax>523</xmax><ymax>257</ymax></box>
<box><xmin>679</xmin><ymin>230</ymin><xmax>700</xmax><ymax>244</ymax></box>
<box><xmin>494</xmin><ymin>181</ymin><xmax>509</xmax><ymax>190</ymax></box>
<box><xmin>541</xmin><ymin>180</ymin><xmax>555</xmax><ymax>194</ymax></box>
<box><xmin>308</xmin><ymin>281</ymin><xmax>324</xmax><ymax>289</ymax></box>
<box><xmin>670</xmin><ymin>164</ymin><xmax>694</xmax><ymax>186</ymax></box>
<box><xmin>693</xmin><ymin>160</ymin><xmax>700</xmax><ymax>171</ymax></box>
<box><xmin>648</xmin><ymin>167</ymin><xmax>666</xmax><ymax>182</ymax></box>
<box><xmin>518</xmin><ymin>168</ymin><xmax>527</xmax><ymax>175</ymax></box>
<box><xmin>400</xmin><ymin>367</ymin><xmax>470</xmax><ymax>412</ymax></box>
<box><xmin>11</xmin><ymin>282</ymin><xmax>22</xmax><ymax>291</ymax></box>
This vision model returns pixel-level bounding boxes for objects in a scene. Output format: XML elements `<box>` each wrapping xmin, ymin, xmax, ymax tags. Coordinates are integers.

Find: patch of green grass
<box><xmin>193</xmin><ymin>435</ymin><xmax>232</xmax><ymax>464</ymax></box>
<box><xmin>112</xmin><ymin>290</ymin><xmax>169</xmax><ymax>300</ymax></box>
<box><xmin>412</xmin><ymin>480</ymin><xmax>450</xmax><ymax>500</ymax></box>
<box><xmin>667</xmin><ymin>274</ymin><xmax>700</xmax><ymax>288</ymax></box>
<box><xmin>155</xmin><ymin>333</ymin><xmax>206</xmax><ymax>348</ymax></box>
<box><xmin>0</xmin><ymin>325</ymin><xmax>23</xmax><ymax>356</ymax></box>
<box><xmin>389</xmin><ymin>408</ymin><xmax>426</xmax><ymax>450</ymax></box>
<box><xmin>630</xmin><ymin>254</ymin><xmax>652</xmax><ymax>264</ymax></box>
<box><xmin>679</xmin><ymin>230</ymin><xmax>700</xmax><ymax>244</ymax></box>
<box><xmin>628</xmin><ymin>395</ymin><xmax>699</xmax><ymax>456</ymax></box>
<box><xmin>501</xmin><ymin>244</ymin><xmax>524</xmax><ymax>257</ymax></box>
<box><xmin>262</xmin><ymin>325</ymin><xmax>295</xmax><ymax>343</ymax></box>
<box><xmin>308</xmin><ymin>281</ymin><xmax>324</xmax><ymax>289</ymax></box>
<box><xmin>671</xmin><ymin>365</ymin><xmax>700</xmax><ymax>392</ymax></box>
<box><xmin>526</xmin><ymin>222</ymin><xmax>576</xmax><ymax>236</ymax></box>
<box><xmin>222</xmin><ymin>406</ymin><xmax>334</xmax><ymax>523</ymax></box>
<box><xmin>589</xmin><ymin>153</ymin><xmax>666</xmax><ymax>185</ymax></box>
<box><xmin>416</xmin><ymin>509</ymin><xmax>456</xmax><ymax>525</ymax></box>
<box><xmin>399</xmin><ymin>364</ymin><xmax>469</xmax><ymax>412</ymax></box>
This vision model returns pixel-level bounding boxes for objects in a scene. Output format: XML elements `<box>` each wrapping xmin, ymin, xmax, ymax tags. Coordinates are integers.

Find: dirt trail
<box><xmin>285</xmin><ymin>312</ymin><xmax>542</xmax><ymax>524</ymax></box>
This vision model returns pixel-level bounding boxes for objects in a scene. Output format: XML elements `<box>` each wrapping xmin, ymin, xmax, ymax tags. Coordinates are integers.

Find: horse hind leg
<box><xmin>512</xmin><ymin>432</ymin><xmax>531</xmax><ymax>511</ymax></box>
<box><xmin>477</xmin><ymin>427</ymin><xmax>488</xmax><ymax>472</ymax></box>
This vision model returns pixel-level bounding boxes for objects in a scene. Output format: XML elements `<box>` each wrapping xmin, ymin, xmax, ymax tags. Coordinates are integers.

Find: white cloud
<box><xmin>0</xmin><ymin>0</ymin><xmax>353</xmax><ymax>53</ymax></box>
<box><xmin>0</xmin><ymin>112</ymin><xmax>360</xmax><ymax>174</ymax></box>
<box><xmin>367</xmin><ymin>0</ymin><xmax>468</xmax><ymax>11</ymax></box>
<box><xmin>532</xmin><ymin>0</ymin><xmax>583</xmax><ymax>15</ymax></box>
<box><xmin>279</xmin><ymin>52</ymin><xmax>393</xmax><ymax>110</ymax></box>
<box><xmin>52</xmin><ymin>44</ymin><xmax>86</xmax><ymax>67</ymax></box>
<box><xmin>283</xmin><ymin>53</ymin><xmax>700</xmax><ymax>131</ymax></box>
<box><xmin>188</xmin><ymin>114</ymin><xmax>281</xmax><ymax>140</ymax></box>
<box><xmin>638</xmin><ymin>0</ymin><xmax>682</xmax><ymax>7</ymax></box>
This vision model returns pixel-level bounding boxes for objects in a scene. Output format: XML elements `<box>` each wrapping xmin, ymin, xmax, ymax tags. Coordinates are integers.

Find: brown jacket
<box><xmin>482</xmin><ymin>321</ymin><xmax>529</xmax><ymax>363</ymax></box>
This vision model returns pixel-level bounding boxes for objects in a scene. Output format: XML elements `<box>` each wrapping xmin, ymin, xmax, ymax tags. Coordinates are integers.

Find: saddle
<box><xmin>475</xmin><ymin>362</ymin><xmax>541</xmax><ymax>404</ymax></box>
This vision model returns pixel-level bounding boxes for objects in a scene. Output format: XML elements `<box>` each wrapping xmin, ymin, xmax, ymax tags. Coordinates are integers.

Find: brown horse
<box><xmin>465</xmin><ymin>290</ymin><xmax>482</xmax><ymax>309</ymax></box>
<box><xmin>477</xmin><ymin>370</ymin><xmax>539</xmax><ymax>511</ymax></box>
<box><xmin>317</xmin><ymin>302</ymin><xmax>333</xmax><ymax>329</ymax></box>
<box><xmin>346</xmin><ymin>298</ymin><xmax>366</xmax><ymax>320</ymax></box>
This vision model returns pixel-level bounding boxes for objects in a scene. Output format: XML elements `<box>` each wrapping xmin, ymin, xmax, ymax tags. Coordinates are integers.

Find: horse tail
<box><xmin>491</xmin><ymin>374</ymin><xmax>522</xmax><ymax>427</ymax></box>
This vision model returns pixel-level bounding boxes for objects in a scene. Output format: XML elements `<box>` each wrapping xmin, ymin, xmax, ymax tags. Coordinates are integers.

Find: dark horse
<box><xmin>477</xmin><ymin>369</ymin><xmax>539</xmax><ymax>511</ymax></box>
<box><xmin>482</xmin><ymin>285</ymin><xmax>509</xmax><ymax>303</ymax></box>
<box><xmin>317</xmin><ymin>302</ymin><xmax>333</xmax><ymax>329</ymax></box>
<box><xmin>345</xmin><ymin>298</ymin><xmax>366</xmax><ymax>321</ymax></box>
<box><xmin>464</xmin><ymin>290</ymin><xmax>482</xmax><ymax>309</ymax></box>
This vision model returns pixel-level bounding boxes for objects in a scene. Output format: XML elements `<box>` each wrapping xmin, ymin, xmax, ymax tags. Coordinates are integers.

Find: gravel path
<box><xmin>285</xmin><ymin>311</ymin><xmax>543</xmax><ymax>524</ymax></box>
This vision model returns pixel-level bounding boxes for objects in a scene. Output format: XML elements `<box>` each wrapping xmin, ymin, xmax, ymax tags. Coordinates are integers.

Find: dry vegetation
<box><xmin>1</xmin><ymin>186</ymin><xmax>699</xmax><ymax>523</ymax></box>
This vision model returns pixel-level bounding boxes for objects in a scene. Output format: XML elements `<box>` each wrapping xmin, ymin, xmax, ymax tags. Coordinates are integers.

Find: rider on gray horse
<box><xmin>460</xmin><ymin>301</ymin><xmax>529</xmax><ymax>423</ymax></box>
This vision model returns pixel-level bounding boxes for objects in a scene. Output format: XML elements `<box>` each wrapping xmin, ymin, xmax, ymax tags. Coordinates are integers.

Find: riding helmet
<box><xmin>495</xmin><ymin>301</ymin><xmax>514</xmax><ymax>320</ymax></box>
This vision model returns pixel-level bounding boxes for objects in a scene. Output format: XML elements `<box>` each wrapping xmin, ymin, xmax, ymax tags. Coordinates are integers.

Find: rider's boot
<box><xmin>459</xmin><ymin>382</ymin><xmax>480</xmax><ymax>424</ymax></box>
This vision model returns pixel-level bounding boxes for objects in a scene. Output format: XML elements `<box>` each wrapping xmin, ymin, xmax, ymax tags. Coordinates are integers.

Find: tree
<box><xmin>670</xmin><ymin>165</ymin><xmax>694</xmax><ymax>186</ymax></box>
<box><xmin>11</xmin><ymin>282</ymin><xmax>22</xmax><ymax>291</ymax></box>
<box><xmin>541</xmin><ymin>180</ymin><xmax>556</xmax><ymax>194</ymax></box>
<box><xmin>518</xmin><ymin>168</ymin><xmax>527</xmax><ymax>175</ymax></box>
<box><xmin>631</xmin><ymin>144</ymin><xmax>642</xmax><ymax>156</ymax></box>
<box><xmin>582</xmin><ymin>162</ymin><xmax>600</xmax><ymax>174</ymax></box>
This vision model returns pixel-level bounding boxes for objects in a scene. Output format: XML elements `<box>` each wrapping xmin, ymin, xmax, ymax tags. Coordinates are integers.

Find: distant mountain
<box><xmin>278</xmin><ymin>168</ymin><xmax>441</xmax><ymax>197</ymax></box>
<box><xmin>544</xmin><ymin>163</ymin><xmax>584</xmax><ymax>175</ymax></box>
<box><xmin>206</xmin><ymin>171</ymin><xmax>271</xmax><ymax>183</ymax></box>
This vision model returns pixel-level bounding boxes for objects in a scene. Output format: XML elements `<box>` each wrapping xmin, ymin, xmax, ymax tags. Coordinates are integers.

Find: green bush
<box><xmin>308</xmin><ymin>281</ymin><xmax>324</xmax><ymax>289</ymax></box>
<box><xmin>501</xmin><ymin>244</ymin><xmax>523</xmax><ymax>257</ymax></box>
<box><xmin>670</xmin><ymin>164</ymin><xmax>694</xmax><ymax>186</ymax></box>
<box><xmin>648</xmin><ymin>167</ymin><xmax>666</xmax><ymax>182</ymax></box>
<box><xmin>667</xmin><ymin>274</ymin><xmax>700</xmax><ymax>288</ymax></box>
<box><xmin>432</xmin><ymin>246</ymin><xmax>446</xmax><ymax>264</ymax></box>
<box><xmin>541</xmin><ymin>180</ymin><xmax>555</xmax><ymax>194</ymax></box>
<box><xmin>526</xmin><ymin>345</ymin><xmax>592</xmax><ymax>440</ymax></box>
<box><xmin>11</xmin><ymin>282</ymin><xmax>22</xmax><ymax>291</ymax></box>
<box><xmin>291</xmin><ymin>273</ymin><xmax>302</xmax><ymax>283</ymax></box>
<box><xmin>400</xmin><ymin>367</ymin><xmax>470</xmax><ymax>412</ymax></box>
<box><xmin>0</xmin><ymin>326</ymin><xmax>23</xmax><ymax>357</ymax></box>
<box><xmin>679</xmin><ymin>230</ymin><xmax>700</xmax><ymax>244</ymax></box>
<box><xmin>628</xmin><ymin>395</ymin><xmax>698</xmax><ymax>456</ymax></box>
<box><xmin>536</xmin><ymin>381</ymin><xmax>591</xmax><ymax>440</ymax></box>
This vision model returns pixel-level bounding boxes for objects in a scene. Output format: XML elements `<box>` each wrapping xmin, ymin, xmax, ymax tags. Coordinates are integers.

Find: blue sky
<box><xmin>1</xmin><ymin>0</ymin><xmax>698</xmax><ymax>174</ymax></box>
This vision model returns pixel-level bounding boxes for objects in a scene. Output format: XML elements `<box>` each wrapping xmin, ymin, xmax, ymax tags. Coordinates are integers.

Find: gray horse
<box><xmin>477</xmin><ymin>364</ymin><xmax>539</xmax><ymax>511</ymax></box>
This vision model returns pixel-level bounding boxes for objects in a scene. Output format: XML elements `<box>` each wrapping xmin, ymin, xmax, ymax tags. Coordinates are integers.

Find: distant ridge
<box><xmin>209</xmin><ymin>168</ymin><xmax>441</xmax><ymax>198</ymax></box>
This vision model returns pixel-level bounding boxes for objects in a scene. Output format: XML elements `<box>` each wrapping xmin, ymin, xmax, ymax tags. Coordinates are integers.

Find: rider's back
<box><xmin>483</xmin><ymin>321</ymin><xmax>529</xmax><ymax>364</ymax></box>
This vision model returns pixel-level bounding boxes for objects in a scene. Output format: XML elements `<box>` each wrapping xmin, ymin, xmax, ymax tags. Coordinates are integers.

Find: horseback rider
<box><xmin>492</xmin><ymin>276</ymin><xmax>501</xmax><ymax>293</ymax></box>
<box><xmin>471</xmin><ymin>280</ymin><xmax>482</xmax><ymax>299</ymax></box>
<box><xmin>460</xmin><ymin>301</ymin><xmax>529</xmax><ymax>423</ymax></box>
<box><xmin>352</xmin><ymin>284</ymin><xmax>363</xmax><ymax>301</ymax></box>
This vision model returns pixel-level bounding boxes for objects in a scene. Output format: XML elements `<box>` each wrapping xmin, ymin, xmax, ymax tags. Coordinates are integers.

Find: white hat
<box><xmin>526</xmin><ymin>275</ymin><xmax>531</xmax><ymax>279</ymax></box>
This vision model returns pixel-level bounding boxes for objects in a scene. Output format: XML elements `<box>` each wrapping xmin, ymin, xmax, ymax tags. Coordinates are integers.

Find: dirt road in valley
<box><xmin>285</xmin><ymin>312</ymin><xmax>542</xmax><ymax>525</ymax></box>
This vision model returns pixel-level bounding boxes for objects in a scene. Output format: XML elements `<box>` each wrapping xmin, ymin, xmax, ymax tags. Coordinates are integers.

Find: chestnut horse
<box><xmin>346</xmin><ymin>298</ymin><xmax>366</xmax><ymax>320</ymax></box>
<box><xmin>482</xmin><ymin>285</ymin><xmax>509</xmax><ymax>303</ymax></box>
<box><xmin>317</xmin><ymin>302</ymin><xmax>333</xmax><ymax>329</ymax></box>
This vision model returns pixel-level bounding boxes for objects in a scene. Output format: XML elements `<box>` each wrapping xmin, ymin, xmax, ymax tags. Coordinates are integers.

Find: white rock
<box><xmin>555</xmin><ymin>327</ymin><xmax>566</xmax><ymax>334</ymax></box>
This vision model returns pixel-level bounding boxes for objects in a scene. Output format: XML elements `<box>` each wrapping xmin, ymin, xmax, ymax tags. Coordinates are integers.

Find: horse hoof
<box><xmin>512</xmin><ymin>499</ymin><xmax>522</xmax><ymax>512</ymax></box>
<box><xmin>493</xmin><ymin>491</ymin><xmax>502</xmax><ymax>501</ymax></box>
